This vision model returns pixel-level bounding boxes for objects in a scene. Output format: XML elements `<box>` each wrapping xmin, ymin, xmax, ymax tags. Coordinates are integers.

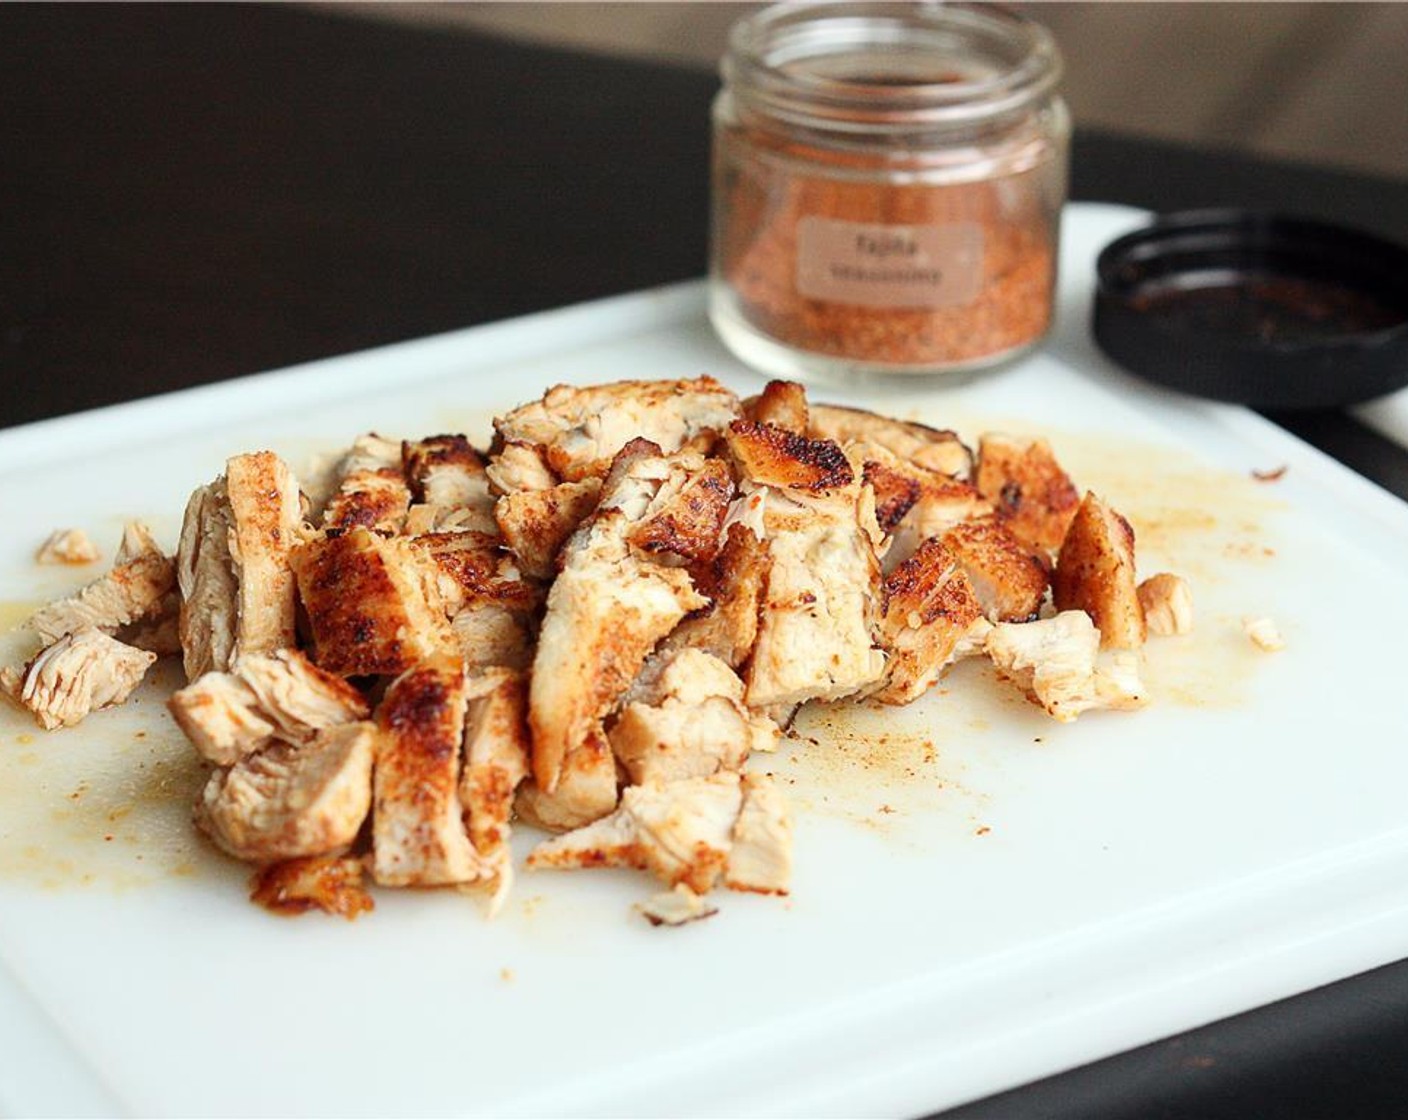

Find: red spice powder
<box><xmin>717</xmin><ymin>131</ymin><xmax>1058</xmax><ymax>368</ymax></box>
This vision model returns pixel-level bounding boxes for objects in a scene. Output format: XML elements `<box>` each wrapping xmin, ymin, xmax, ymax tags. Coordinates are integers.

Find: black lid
<box><xmin>1092</xmin><ymin>209</ymin><xmax>1408</xmax><ymax>409</ymax></box>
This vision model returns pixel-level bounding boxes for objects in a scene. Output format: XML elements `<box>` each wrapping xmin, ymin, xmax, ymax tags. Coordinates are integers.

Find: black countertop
<box><xmin>4</xmin><ymin>5</ymin><xmax>1408</xmax><ymax>1117</ymax></box>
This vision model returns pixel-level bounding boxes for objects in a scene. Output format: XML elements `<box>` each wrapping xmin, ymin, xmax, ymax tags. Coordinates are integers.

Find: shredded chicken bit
<box><xmin>17</xmin><ymin>376</ymin><xmax>1190</xmax><ymax>922</ymax></box>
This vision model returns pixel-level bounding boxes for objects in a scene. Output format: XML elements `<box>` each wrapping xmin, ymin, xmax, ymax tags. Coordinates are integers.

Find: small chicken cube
<box><xmin>743</xmin><ymin>379</ymin><xmax>809</xmax><ymax>434</ymax></box>
<box><xmin>30</xmin><ymin>521</ymin><xmax>175</xmax><ymax>645</ymax></box>
<box><xmin>941</xmin><ymin>518</ymin><xmax>1049</xmax><ymax>623</ymax></box>
<box><xmin>1139</xmin><ymin>573</ymin><xmax>1194</xmax><ymax>637</ymax></box>
<box><xmin>495</xmin><ymin>477</ymin><xmax>603</xmax><ymax>579</ymax></box>
<box><xmin>35</xmin><ymin>528</ymin><xmax>100</xmax><ymax>566</ymax></box>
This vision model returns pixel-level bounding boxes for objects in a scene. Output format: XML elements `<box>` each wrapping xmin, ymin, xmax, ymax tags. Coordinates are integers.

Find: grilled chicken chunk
<box><xmin>403</xmin><ymin>435</ymin><xmax>498</xmax><ymax>535</ymax></box>
<box><xmin>372</xmin><ymin>654</ymin><xmax>482</xmax><ymax>887</ymax></box>
<box><xmin>848</xmin><ymin>442</ymin><xmax>994</xmax><ymax>565</ymax></box>
<box><xmin>527</xmin><ymin>770</ymin><xmax>792</xmax><ymax>895</ymax></box>
<box><xmin>974</xmin><ymin>433</ymin><xmax>1081</xmax><ymax>553</ymax></box>
<box><xmin>486</xmin><ymin>440</ymin><xmax>558</xmax><ymax>495</ymax></box>
<box><xmin>1052</xmin><ymin>492</ymin><xmax>1146</xmax><ymax>648</ymax></box>
<box><xmin>168</xmin><ymin>649</ymin><xmax>369</xmax><ymax>766</ymax></box>
<box><xmin>405</xmin><ymin>530</ymin><xmax>540</xmax><ymax>676</ymax></box>
<box><xmin>495</xmin><ymin>477</ymin><xmax>603</xmax><ymax>579</ymax></box>
<box><xmin>636</xmin><ymin>884</ymin><xmax>719</xmax><ymax>927</ymax></box>
<box><xmin>177</xmin><ymin>452</ymin><xmax>300</xmax><ymax>680</ymax></box>
<box><xmin>870</xmin><ymin>537</ymin><xmax>986</xmax><ymax>704</ymax></box>
<box><xmin>30</xmin><ymin>521</ymin><xmax>175</xmax><ymax>645</ymax></box>
<box><xmin>661</xmin><ymin>522</ymin><xmax>770</xmax><ymax>669</ymax></box>
<box><xmin>35</xmin><ymin>528</ymin><xmax>100</xmax><ymax>566</ymax></box>
<box><xmin>321</xmin><ymin>433</ymin><xmax>412</xmax><ymax>533</ymax></box>
<box><xmin>610</xmin><ymin>649</ymin><xmax>778</xmax><ymax>785</ymax></box>
<box><xmin>177</xmin><ymin>482</ymin><xmax>239</xmax><ymax>679</ymax></box>
<box><xmin>1137</xmin><ymin>573</ymin><xmax>1194</xmax><ymax>637</ymax></box>
<box><xmin>226</xmin><ymin>451</ymin><xmax>303</xmax><ymax>656</ymax></box>
<box><xmin>495</xmin><ymin>376</ymin><xmax>740</xmax><ymax>481</ymax></box>
<box><xmin>941</xmin><ymin>518</ymin><xmax>1049</xmax><ymax>623</ymax></box>
<box><xmin>807</xmin><ymin>404</ymin><xmax>972</xmax><ymax>478</ymax></box>
<box><xmin>1</xmin><ymin>627</ymin><xmax>156</xmax><ymax>730</ymax></box>
<box><xmin>460</xmin><ymin>670</ymin><xmax>531</xmax><ymax>868</ymax></box>
<box><xmin>291</xmin><ymin>527</ymin><xmax>453</xmax><ymax>677</ymax></box>
<box><xmin>743</xmin><ymin>379</ymin><xmax>809</xmax><ymax>434</ymax></box>
<box><xmin>725</xmin><ymin>422</ymin><xmax>886</xmax><ymax>712</ymax></box>
<box><xmin>197</xmin><ymin>721</ymin><xmax>376</xmax><ymax>862</ymax></box>
<box><xmin>528</xmin><ymin>440</ymin><xmax>710</xmax><ymax>796</ymax></box>
<box><xmin>515</xmin><ymin>727</ymin><xmax>620</xmax><ymax>833</ymax></box>
<box><xmin>985</xmin><ymin>611</ymin><xmax>1149</xmax><ymax>722</ymax></box>
<box><xmin>727</xmin><ymin>771</ymin><xmax>793</xmax><ymax>894</ymax></box>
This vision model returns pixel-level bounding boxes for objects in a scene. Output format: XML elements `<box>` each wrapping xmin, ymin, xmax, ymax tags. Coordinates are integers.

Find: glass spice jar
<box><xmin>709</xmin><ymin>1</ymin><xmax>1070</xmax><ymax>381</ymax></box>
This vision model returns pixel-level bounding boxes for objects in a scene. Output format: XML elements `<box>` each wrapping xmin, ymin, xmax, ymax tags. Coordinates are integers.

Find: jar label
<box><xmin>795</xmin><ymin>218</ymin><xmax>984</xmax><ymax>309</ymax></box>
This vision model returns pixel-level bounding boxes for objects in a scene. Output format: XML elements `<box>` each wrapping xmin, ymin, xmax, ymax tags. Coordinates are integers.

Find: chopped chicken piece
<box><xmin>321</xmin><ymin>433</ymin><xmax>412</xmax><ymax>533</ymax></box>
<box><xmin>974</xmin><ymin>433</ymin><xmax>1081</xmax><ymax>553</ymax></box>
<box><xmin>403</xmin><ymin>435</ymin><xmax>498</xmax><ymax>535</ymax></box>
<box><xmin>495</xmin><ymin>376</ymin><xmax>740</xmax><ymax>481</ymax></box>
<box><xmin>168</xmin><ymin>674</ymin><xmax>275</xmax><ymax>765</ymax></box>
<box><xmin>1139</xmin><ymin>573</ymin><xmax>1194</xmax><ymax>637</ymax></box>
<box><xmin>807</xmin><ymin>404</ymin><xmax>972</xmax><ymax>478</ymax></box>
<box><xmin>119</xmin><ymin>591</ymin><xmax>182</xmax><ymax>655</ymax></box>
<box><xmin>726</xmin><ymin>771</ymin><xmax>793</xmax><ymax>894</ymax></box>
<box><xmin>1</xmin><ymin>627</ymin><xmax>156</xmax><ymax>730</ymax></box>
<box><xmin>870</xmin><ymin>537</ymin><xmax>986</xmax><ymax>704</ymax></box>
<box><xmin>985</xmin><ymin>611</ymin><xmax>1149</xmax><ymax>722</ymax></box>
<box><xmin>661</xmin><ymin>522</ymin><xmax>770</xmax><ymax>669</ymax></box>
<box><xmin>29</xmin><ymin>521</ymin><xmax>175</xmax><ymax>645</ymax></box>
<box><xmin>451</xmin><ymin>605</ymin><xmax>535</xmax><ymax>673</ymax></box>
<box><xmin>406</xmin><ymin>531</ymin><xmax>539</xmax><ymax>619</ymax></box>
<box><xmin>1242</xmin><ymin>616</ymin><xmax>1285</xmax><ymax>652</ymax></box>
<box><xmin>862</xmin><ymin>459</ymin><xmax>922</xmax><ymax>537</ymax></box>
<box><xmin>636</xmin><ymin>884</ymin><xmax>718</xmax><ymax>927</ymax></box>
<box><xmin>847</xmin><ymin>441</ymin><xmax>994</xmax><ymax>565</ymax></box>
<box><xmin>941</xmin><ymin>518</ymin><xmax>1049</xmax><ymax>623</ymax></box>
<box><xmin>197</xmin><ymin>721</ymin><xmax>376</xmax><ymax>863</ymax></box>
<box><xmin>35</xmin><ymin>528</ymin><xmax>100</xmax><ymax>566</ymax></box>
<box><xmin>249</xmin><ymin>855</ymin><xmax>374</xmax><ymax>920</ymax></box>
<box><xmin>514</xmin><ymin>727</ymin><xmax>620</xmax><ymax>832</ymax></box>
<box><xmin>176</xmin><ymin>452</ymin><xmax>300</xmax><ymax>680</ymax></box>
<box><xmin>725</xmin><ymin>422</ymin><xmax>886</xmax><ymax>711</ymax></box>
<box><xmin>495</xmin><ymin>477</ymin><xmax>603</xmax><ymax>579</ymax></box>
<box><xmin>168</xmin><ymin>649</ymin><xmax>370</xmax><ymax>765</ymax></box>
<box><xmin>371</xmin><ymin>654</ymin><xmax>482</xmax><ymax>886</ymax></box>
<box><xmin>291</xmin><ymin>527</ymin><xmax>453</xmax><ymax>677</ymax></box>
<box><xmin>225</xmin><ymin>451</ymin><xmax>302</xmax><ymax>658</ymax></box>
<box><xmin>403</xmin><ymin>434</ymin><xmax>492</xmax><ymax>511</ymax></box>
<box><xmin>177</xmin><ymin>482</ymin><xmax>239</xmax><ymax>679</ymax></box>
<box><xmin>611</xmin><ymin>649</ymin><xmax>778</xmax><ymax>785</ymax></box>
<box><xmin>528</xmin><ymin>441</ymin><xmax>709</xmax><ymax>794</ymax></box>
<box><xmin>486</xmin><ymin>440</ymin><xmax>558</xmax><ymax>495</ymax></box>
<box><xmin>743</xmin><ymin>379</ymin><xmax>809</xmax><ymax>434</ymax></box>
<box><xmin>460</xmin><ymin>670</ymin><xmax>531</xmax><ymax>866</ymax></box>
<box><xmin>1053</xmin><ymin>492</ymin><xmax>1146</xmax><ymax>648</ymax></box>
<box><xmin>528</xmin><ymin>772</ymin><xmax>742</xmax><ymax>892</ymax></box>
<box><xmin>527</xmin><ymin>770</ymin><xmax>792</xmax><ymax>896</ymax></box>
<box><xmin>625</xmin><ymin>457</ymin><xmax>734</xmax><ymax>567</ymax></box>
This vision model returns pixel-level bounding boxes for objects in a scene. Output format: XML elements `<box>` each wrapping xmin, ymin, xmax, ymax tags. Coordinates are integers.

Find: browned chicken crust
<box><xmin>975</xmin><ymin>433</ymin><xmax>1081</xmax><ymax>553</ymax></box>
<box><xmin>743</xmin><ymin>379</ymin><xmax>809</xmax><ymax>434</ymax></box>
<box><xmin>291</xmin><ymin>528</ymin><xmax>452</xmax><ymax>677</ymax></box>
<box><xmin>1053</xmin><ymin>492</ymin><xmax>1147</xmax><ymax>649</ymax></box>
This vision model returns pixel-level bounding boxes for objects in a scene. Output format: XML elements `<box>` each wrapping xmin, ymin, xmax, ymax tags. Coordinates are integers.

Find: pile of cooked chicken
<box><xmin>2</xmin><ymin>377</ymin><xmax>1190</xmax><ymax>922</ymax></box>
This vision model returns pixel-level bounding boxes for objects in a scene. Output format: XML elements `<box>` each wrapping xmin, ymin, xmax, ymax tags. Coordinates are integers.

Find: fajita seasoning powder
<box><xmin>709</xmin><ymin>2</ymin><xmax>1070</xmax><ymax>380</ymax></box>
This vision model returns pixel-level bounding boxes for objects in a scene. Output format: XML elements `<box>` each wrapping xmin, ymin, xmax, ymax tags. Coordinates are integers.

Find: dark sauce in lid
<box><xmin>1093</xmin><ymin>210</ymin><xmax>1408</xmax><ymax>409</ymax></box>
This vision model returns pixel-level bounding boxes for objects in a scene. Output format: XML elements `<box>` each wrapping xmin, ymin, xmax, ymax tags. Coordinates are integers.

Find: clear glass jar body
<box><xmin>710</xmin><ymin>2</ymin><xmax>1070</xmax><ymax>382</ymax></box>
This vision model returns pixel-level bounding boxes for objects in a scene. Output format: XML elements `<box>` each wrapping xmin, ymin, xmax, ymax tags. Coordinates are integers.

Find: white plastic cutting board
<box><xmin>4</xmin><ymin>204</ymin><xmax>1408</xmax><ymax>1119</ymax></box>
